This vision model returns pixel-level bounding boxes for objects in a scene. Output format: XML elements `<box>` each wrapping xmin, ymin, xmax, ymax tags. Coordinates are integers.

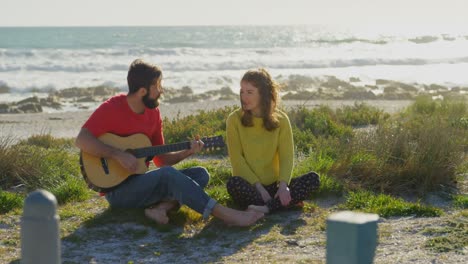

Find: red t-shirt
<box><xmin>83</xmin><ymin>93</ymin><xmax>164</xmax><ymax>166</ymax></box>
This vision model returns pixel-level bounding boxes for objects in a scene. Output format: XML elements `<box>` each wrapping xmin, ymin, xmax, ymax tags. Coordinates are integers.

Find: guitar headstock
<box><xmin>201</xmin><ymin>135</ymin><xmax>225</xmax><ymax>150</ymax></box>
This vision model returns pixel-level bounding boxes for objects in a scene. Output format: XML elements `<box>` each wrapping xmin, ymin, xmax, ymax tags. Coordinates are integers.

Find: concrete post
<box><xmin>21</xmin><ymin>189</ymin><xmax>60</xmax><ymax>264</ymax></box>
<box><xmin>326</xmin><ymin>211</ymin><xmax>379</xmax><ymax>264</ymax></box>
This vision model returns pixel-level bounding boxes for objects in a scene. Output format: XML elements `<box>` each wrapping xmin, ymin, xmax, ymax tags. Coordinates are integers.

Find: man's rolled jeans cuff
<box><xmin>202</xmin><ymin>198</ymin><xmax>217</xmax><ymax>219</ymax></box>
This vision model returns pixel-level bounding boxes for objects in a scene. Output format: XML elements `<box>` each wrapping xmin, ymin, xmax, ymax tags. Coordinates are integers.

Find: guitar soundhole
<box><xmin>100</xmin><ymin>158</ymin><xmax>109</xmax><ymax>175</ymax></box>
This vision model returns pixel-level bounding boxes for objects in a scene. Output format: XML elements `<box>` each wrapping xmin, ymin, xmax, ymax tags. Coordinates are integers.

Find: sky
<box><xmin>1</xmin><ymin>0</ymin><xmax>467</xmax><ymax>27</ymax></box>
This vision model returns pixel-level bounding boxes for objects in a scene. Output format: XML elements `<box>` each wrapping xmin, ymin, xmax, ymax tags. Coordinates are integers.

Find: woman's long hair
<box><xmin>241</xmin><ymin>68</ymin><xmax>280</xmax><ymax>131</ymax></box>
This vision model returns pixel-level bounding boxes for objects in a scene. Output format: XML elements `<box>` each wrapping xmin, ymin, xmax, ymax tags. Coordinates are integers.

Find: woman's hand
<box><xmin>255</xmin><ymin>183</ymin><xmax>272</xmax><ymax>203</ymax></box>
<box><xmin>275</xmin><ymin>181</ymin><xmax>292</xmax><ymax>206</ymax></box>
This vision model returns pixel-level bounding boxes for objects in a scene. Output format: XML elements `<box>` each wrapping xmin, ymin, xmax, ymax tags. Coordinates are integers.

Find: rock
<box><xmin>53</xmin><ymin>86</ymin><xmax>120</xmax><ymax>98</ymax></box>
<box><xmin>380</xmin><ymin>92</ymin><xmax>413</xmax><ymax>100</ymax></box>
<box><xmin>0</xmin><ymin>96</ymin><xmax>44</xmax><ymax>114</ymax></box>
<box><xmin>76</xmin><ymin>96</ymin><xmax>97</xmax><ymax>103</ymax></box>
<box><xmin>181</xmin><ymin>86</ymin><xmax>194</xmax><ymax>94</ymax></box>
<box><xmin>282</xmin><ymin>90</ymin><xmax>317</xmax><ymax>100</ymax></box>
<box><xmin>40</xmin><ymin>97</ymin><xmax>62</xmax><ymax>110</ymax></box>
<box><xmin>0</xmin><ymin>103</ymin><xmax>10</xmax><ymax>113</ymax></box>
<box><xmin>322</xmin><ymin>76</ymin><xmax>355</xmax><ymax>90</ymax></box>
<box><xmin>219</xmin><ymin>86</ymin><xmax>235</xmax><ymax>95</ymax></box>
<box><xmin>343</xmin><ymin>90</ymin><xmax>377</xmax><ymax>100</ymax></box>
<box><xmin>165</xmin><ymin>95</ymin><xmax>197</xmax><ymax>103</ymax></box>
<box><xmin>92</xmin><ymin>86</ymin><xmax>119</xmax><ymax>96</ymax></box>
<box><xmin>383</xmin><ymin>86</ymin><xmax>398</xmax><ymax>93</ymax></box>
<box><xmin>17</xmin><ymin>102</ymin><xmax>42</xmax><ymax>113</ymax></box>
<box><xmin>17</xmin><ymin>96</ymin><xmax>40</xmax><ymax>104</ymax></box>
<box><xmin>284</xmin><ymin>75</ymin><xmax>316</xmax><ymax>91</ymax></box>
<box><xmin>365</xmin><ymin>85</ymin><xmax>378</xmax><ymax>90</ymax></box>
<box><xmin>0</xmin><ymin>84</ymin><xmax>10</xmax><ymax>93</ymax></box>
<box><xmin>376</xmin><ymin>79</ymin><xmax>391</xmax><ymax>85</ymax></box>
<box><xmin>427</xmin><ymin>84</ymin><xmax>448</xmax><ymax>91</ymax></box>
<box><xmin>409</xmin><ymin>36</ymin><xmax>438</xmax><ymax>44</ymax></box>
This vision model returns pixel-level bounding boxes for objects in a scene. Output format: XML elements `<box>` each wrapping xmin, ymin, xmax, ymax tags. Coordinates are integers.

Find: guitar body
<box><xmin>81</xmin><ymin>133</ymin><xmax>151</xmax><ymax>189</ymax></box>
<box><xmin>80</xmin><ymin>133</ymin><xmax>224</xmax><ymax>191</ymax></box>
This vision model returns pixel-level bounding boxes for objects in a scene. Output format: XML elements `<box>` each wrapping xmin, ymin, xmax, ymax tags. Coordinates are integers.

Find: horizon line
<box><xmin>0</xmin><ymin>23</ymin><xmax>329</xmax><ymax>28</ymax></box>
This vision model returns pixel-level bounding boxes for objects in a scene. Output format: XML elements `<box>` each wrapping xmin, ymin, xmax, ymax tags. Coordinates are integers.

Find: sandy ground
<box><xmin>0</xmin><ymin>99</ymin><xmax>413</xmax><ymax>141</ymax></box>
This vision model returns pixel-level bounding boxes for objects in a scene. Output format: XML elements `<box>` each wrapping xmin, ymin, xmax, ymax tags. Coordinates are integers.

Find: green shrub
<box><xmin>335</xmin><ymin>102</ymin><xmax>388</xmax><ymax>126</ymax></box>
<box><xmin>288</xmin><ymin>106</ymin><xmax>354</xmax><ymax>154</ymax></box>
<box><xmin>293</xmin><ymin>151</ymin><xmax>343</xmax><ymax>197</ymax></box>
<box><xmin>0</xmin><ymin>190</ymin><xmax>23</xmax><ymax>214</ymax></box>
<box><xmin>176</xmin><ymin>158</ymin><xmax>232</xmax><ymax>187</ymax></box>
<box><xmin>293</xmin><ymin>151</ymin><xmax>334</xmax><ymax>176</ymax></box>
<box><xmin>163</xmin><ymin>106</ymin><xmax>237</xmax><ymax>144</ymax></box>
<box><xmin>330</xmin><ymin>98</ymin><xmax>467</xmax><ymax>194</ymax></box>
<box><xmin>313</xmin><ymin>174</ymin><xmax>343</xmax><ymax>197</ymax></box>
<box><xmin>0</xmin><ymin>134</ymin><xmax>91</xmax><ymax>213</ymax></box>
<box><xmin>289</xmin><ymin>105</ymin><xmax>353</xmax><ymax>138</ymax></box>
<box><xmin>452</xmin><ymin>194</ymin><xmax>468</xmax><ymax>209</ymax></box>
<box><xmin>17</xmin><ymin>134</ymin><xmax>75</xmax><ymax>150</ymax></box>
<box><xmin>0</xmin><ymin>135</ymin><xmax>82</xmax><ymax>195</ymax></box>
<box><xmin>50</xmin><ymin>176</ymin><xmax>91</xmax><ymax>204</ymax></box>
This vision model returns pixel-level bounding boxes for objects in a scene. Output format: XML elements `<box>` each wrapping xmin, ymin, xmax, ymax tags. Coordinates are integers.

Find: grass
<box><xmin>342</xmin><ymin>191</ymin><xmax>443</xmax><ymax>217</ymax></box>
<box><xmin>335</xmin><ymin>102</ymin><xmax>390</xmax><ymax>127</ymax></box>
<box><xmin>0</xmin><ymin>98</ymin><xmax>467</xmax><ymax>262</ymax></box>
<box><xmin>329</xmin><ymin>97</ymin><xmax>467</xmax><ymax>194</ymax></box>
<box><xmin>1</xmin><ymin>98</ymin><xmax>466</xmax><ymax>213</ymax></box>
<box><xmin>423</xmin><ymin>210</ymin><xmax>468</xmax><ymax>253</ymax></box>
<box><xmin>452</xmin><ymin>194</ymin><xmax>468</xmax><ymax>209</ymax></box>
<box><xmin>0</xmin><ymin>133</ymin><xmax>90</xmax><ymax>212</ymax></box>
<box><xmin>0</xmin><ymin>190</ymin><xmax>23</xmax><ymax>214</ymax></box>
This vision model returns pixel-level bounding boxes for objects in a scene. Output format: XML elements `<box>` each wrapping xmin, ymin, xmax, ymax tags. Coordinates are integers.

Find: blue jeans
<box><xmin>105</xmin><ymin>166</ymin><xmax>217</xmax><ymax>219</ymax></box>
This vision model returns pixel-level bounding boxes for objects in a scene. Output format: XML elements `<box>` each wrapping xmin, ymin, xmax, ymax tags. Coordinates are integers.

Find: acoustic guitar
<box><xmin>80</xmin><ymin>133</ymin><xmax>225</xmax><ymax>191</ymax></box>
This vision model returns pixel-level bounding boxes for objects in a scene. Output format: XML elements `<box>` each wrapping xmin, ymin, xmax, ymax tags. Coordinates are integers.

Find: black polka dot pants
<box><xmin>226</xmin><ymin>172</ymin><xmax>320</xmax><ymax>212</ymax></box>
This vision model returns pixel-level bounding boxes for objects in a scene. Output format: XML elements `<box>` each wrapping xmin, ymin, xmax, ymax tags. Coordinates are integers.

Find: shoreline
<box><xmin>0</xmin><ymin>99</ymin><xmax>414</xmax><ymax>140</ymax></box>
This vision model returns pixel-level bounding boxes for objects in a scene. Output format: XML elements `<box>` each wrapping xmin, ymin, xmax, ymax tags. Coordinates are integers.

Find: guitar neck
<box><xmin>133</xmin><ymin>141</ymin><xmax>191</xmax><ymax>158</ymax></box>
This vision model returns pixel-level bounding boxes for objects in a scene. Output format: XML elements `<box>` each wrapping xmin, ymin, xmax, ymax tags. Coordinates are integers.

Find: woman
<box><xmin>226</xmin><ymin>68</ymin><xmax>320</xmax><ymax>214</ymax></box>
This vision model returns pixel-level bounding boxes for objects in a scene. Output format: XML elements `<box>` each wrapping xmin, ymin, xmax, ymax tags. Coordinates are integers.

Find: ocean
<box><xmin>1</xmin><ymin>25</ymin><xmax>468</xmax><ymax>103</ymax></box>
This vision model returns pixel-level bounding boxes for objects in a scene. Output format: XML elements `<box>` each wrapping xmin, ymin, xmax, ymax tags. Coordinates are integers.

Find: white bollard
<box><xmin>21</xmin><ymin>189</ymin><xmax>60</xmax><ymax>264</ymax></box>
<box><xmin>326</xmin><ymin>211</ymin><xmax>379</xmax><ymax>264</ymax></box>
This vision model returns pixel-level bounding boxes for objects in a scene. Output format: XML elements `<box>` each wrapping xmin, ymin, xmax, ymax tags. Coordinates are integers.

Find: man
<box><xmin>75</xmin><ymin>59</ymin><xmax>263</xmax><ymax>226</ymax></box>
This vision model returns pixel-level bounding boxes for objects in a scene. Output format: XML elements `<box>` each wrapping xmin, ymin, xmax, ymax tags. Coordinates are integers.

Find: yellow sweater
<box><xmin>226</xmin><ymin>108</ymin><xmax>294</xmax><ymax>185</ymax></box>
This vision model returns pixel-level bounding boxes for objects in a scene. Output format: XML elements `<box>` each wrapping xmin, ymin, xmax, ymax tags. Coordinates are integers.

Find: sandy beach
<box><xmin>0</xmin><ymin>99</ymin><xmax>413</xmax><ymax>141</ymax></box>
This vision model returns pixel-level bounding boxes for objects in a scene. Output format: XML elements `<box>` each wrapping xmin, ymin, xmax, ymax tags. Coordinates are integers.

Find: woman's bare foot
<box><xmin>212</xmin><ymin>204</ymin><xmax>264</xmax><ymax>227</ymax></box>
<box><xmin>247</xmin><ymin>204</ymin><xmax>270</xmax><ymax>214</ymax></box>
<box><xmin>223</xmin><ymin>210</ymin><xmax>264</xmax><ymax>227</ymax></box>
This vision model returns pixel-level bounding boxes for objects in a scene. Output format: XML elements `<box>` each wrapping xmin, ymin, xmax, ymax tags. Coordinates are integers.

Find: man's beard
<box><xmin>142</xmin><ymin>93</ymin><xmax>160</xmax><ymax>109</ymax></box>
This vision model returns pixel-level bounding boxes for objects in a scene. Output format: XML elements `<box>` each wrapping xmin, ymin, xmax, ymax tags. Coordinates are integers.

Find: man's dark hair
<box><xmin>127</xmin><ymin>59</ymin><xmax>162</xmax><ymax>94</ymax></box>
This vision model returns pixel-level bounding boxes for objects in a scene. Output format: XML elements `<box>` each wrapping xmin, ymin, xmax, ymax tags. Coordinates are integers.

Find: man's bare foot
<box><xmin>247</xmin><ymin>204</ymin><xmax>270</xmax><ymax>214</ymax></box>
<box><xmin>212</xmin><ymin>204</ymin><xmax>264</xmax><ymax>227</ymax></box>
<box><xmin>144</xmin><ymin>207</ymin><xmax>169</xmax><ymax>224</ymax></box>
<box><xmin>144</xmin><ymin>201</ymin><xmax>178</xmax><ymax>224</ymax></box>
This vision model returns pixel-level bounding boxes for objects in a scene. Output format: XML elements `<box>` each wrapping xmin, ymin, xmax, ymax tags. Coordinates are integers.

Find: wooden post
<box><xmin>326</xmin><ymin>211</ymin><xmax>379</xmax><ymax>264</ymax></box>
<box><xmin>21</xmin><ymin>189</ymin><xmax>60</xmax><ymax>264</ymax></box>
